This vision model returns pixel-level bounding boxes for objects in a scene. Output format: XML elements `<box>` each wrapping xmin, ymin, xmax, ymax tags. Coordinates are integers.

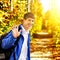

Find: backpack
<box><xmin>0</xmin><ymin>32</ymin><xmax>20</xmax><ymax>60</ymax></box>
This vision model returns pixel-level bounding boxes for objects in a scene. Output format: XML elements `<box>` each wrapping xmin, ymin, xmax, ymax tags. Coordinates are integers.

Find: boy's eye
<box><xmin>31</xmin><ymin>20</ymin><xmax>34</xmax><ymax>22</ymax></box>
<box><xmin>28</xmin><ymin>19</ymin><xmax>34</xmax><ymax>22</ymax></box>
<box><xmin>28</xmin><ymin>19</ymin><xmax>31</xmax><ymax>21</ymax></box>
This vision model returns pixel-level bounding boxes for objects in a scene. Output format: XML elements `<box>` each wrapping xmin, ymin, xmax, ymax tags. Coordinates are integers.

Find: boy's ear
<box><xmin>20</xmin><ymin>19</ymin><xmax>23</xmax><ymax>22</ymax></box>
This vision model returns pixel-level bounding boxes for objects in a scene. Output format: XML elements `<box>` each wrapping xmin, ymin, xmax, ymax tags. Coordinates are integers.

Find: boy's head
<box><xmin>23</xmin><ymin>12</ymin><xmax>34</xmax><ymax>31</ymax></box>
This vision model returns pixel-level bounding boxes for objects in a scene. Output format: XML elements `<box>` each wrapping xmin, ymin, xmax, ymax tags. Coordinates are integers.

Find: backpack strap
<box><xmin>13</xmin><ymin>35</ymin><xmax>20</xmax><ymax>60</ymax></box>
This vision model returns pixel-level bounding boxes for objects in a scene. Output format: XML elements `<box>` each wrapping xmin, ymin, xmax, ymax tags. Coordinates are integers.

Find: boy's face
<box><xmin>23</xmin><ymin>18</ymin><xmax>34</xmax><ymax>30</ymax></box>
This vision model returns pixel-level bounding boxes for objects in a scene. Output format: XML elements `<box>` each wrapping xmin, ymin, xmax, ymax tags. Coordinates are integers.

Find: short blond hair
<box><xmin>24</xmin><ymin>12</ymin><xmax>34</xmax><ymax>20</ymax></box>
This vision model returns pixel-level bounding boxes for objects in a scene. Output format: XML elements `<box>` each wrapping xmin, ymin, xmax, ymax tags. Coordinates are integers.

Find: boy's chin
<box><xmin>26</xmin><ymin>26</ymin><xmax>32</xmax><ymax>30</ymax></box>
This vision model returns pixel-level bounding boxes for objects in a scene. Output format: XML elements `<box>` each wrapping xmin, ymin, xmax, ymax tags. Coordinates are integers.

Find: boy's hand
<box><xmin>12</xmin><ymin>26</ymin><xmax>22</xmax><ymax>38</ymax></box>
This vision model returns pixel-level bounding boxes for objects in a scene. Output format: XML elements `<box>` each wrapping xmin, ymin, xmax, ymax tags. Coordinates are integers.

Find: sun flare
<box><xmin>40</xmin><ymin>0</ymin><xmax>60</xmax><ymax>12</ymax></box>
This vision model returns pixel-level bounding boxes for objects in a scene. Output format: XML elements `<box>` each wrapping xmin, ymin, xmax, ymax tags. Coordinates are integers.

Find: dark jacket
<box><xmin>1</xmin><ymin>25</ymin><xmax>30</xmax><ymax>60</ymax></box>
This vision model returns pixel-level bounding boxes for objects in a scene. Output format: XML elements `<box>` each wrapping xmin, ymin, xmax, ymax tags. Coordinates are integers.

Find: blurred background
<box><xmin>0</xmin><ymin>0</ymin><xmax>60</xmax><ymax>60</ymax></box>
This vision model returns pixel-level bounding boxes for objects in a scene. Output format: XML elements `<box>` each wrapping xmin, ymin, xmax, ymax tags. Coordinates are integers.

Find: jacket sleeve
<box><xmin>1</xmin><ymin>31</ymin><xmax>16</xmax><ymax>49</ymax></box>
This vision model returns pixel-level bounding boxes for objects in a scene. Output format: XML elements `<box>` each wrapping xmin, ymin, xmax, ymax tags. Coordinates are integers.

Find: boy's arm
<box><xmin>1</xmin><ymin>25</ymin><xmax>21</xmax><ymax>49</ymax></box>
<box><xmin>1</xmin><ymin>31</ymin><xmax>16</xmax><ymax>49</ymax></box>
